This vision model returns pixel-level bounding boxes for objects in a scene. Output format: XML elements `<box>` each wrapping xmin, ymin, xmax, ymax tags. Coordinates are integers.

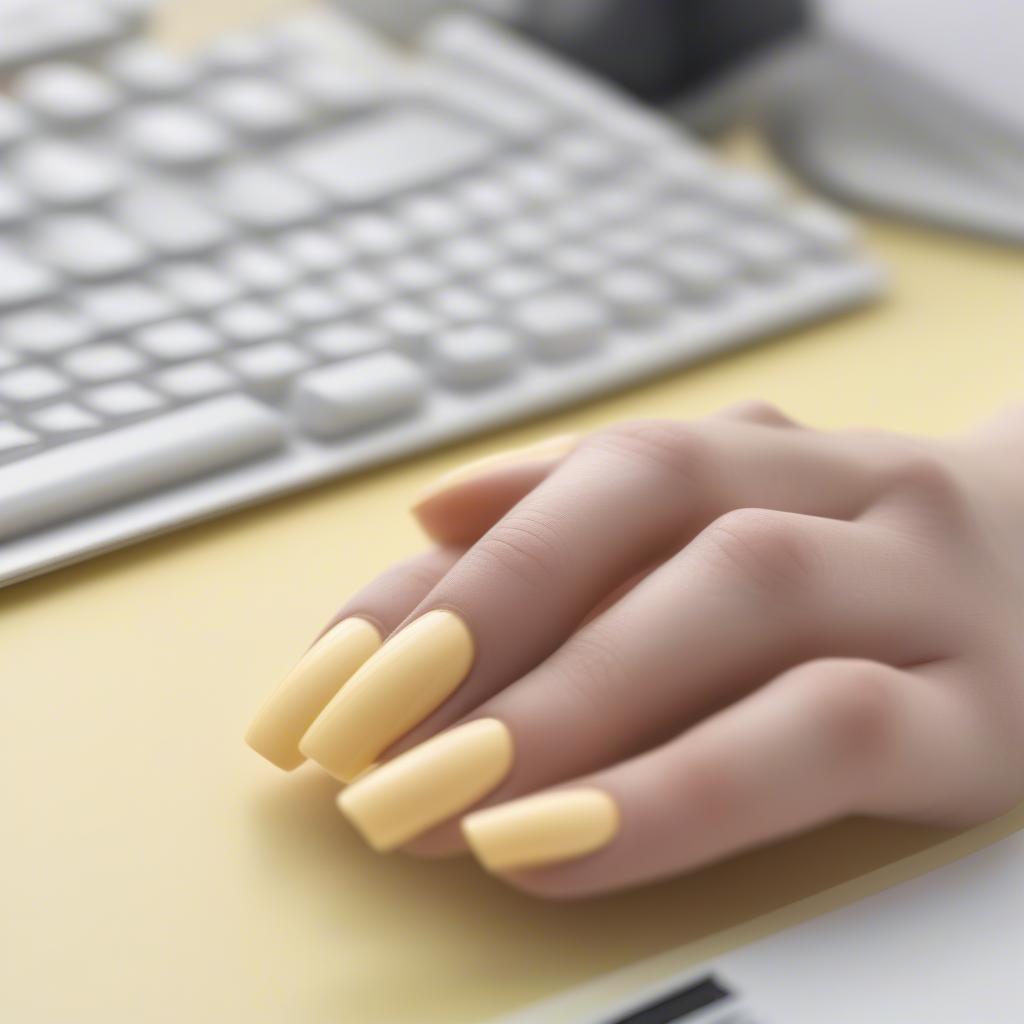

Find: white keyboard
<box><xmin>0</xmin><ymin>2</ymin><xmax>884</xmax><ymax>587</ymax></box>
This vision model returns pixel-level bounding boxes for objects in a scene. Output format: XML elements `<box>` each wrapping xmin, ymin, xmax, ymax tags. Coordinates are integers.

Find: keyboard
<box><xmin>0</xmin><ymin>2</ymin><xmax>884</xmax><ymax>587</ymax></box>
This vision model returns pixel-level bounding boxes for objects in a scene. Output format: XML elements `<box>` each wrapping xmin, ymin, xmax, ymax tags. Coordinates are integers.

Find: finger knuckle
<box><xmin>390</xmin><ymin>552</ymin><xmax>447</xmax><ymax>591</ymax></box>
<box><xmin>886</xmin><ymin>450</ymin><xmax>967</xmax><ymax>517</ymax></box>
<box><xmin>585</xmin><ymin>419</ymin><xmax>713</xmax><ymax>491</ymax></box>
<box><xmin>559</xmin><ymin>630</ymin><xmax>634</xmax><ymax>714</ymax></box>
<box><xmin>471</xmin><ymin>506</ymin><xmax>569</xmax><ymax>591</ymax></box>
<box><xmin>698</xmin><ymin>508</ymin><xmax>820</xmax><ymax>594</ymax></box>
<box><xmin>721</xmin><ymin>399</ymin><xmax>796</xmax><ymax>427</ymax></box>
<box><xmin>805</xmin><ymin>659</ymin><xmax>897</xmax><ymax>761</ymax></box>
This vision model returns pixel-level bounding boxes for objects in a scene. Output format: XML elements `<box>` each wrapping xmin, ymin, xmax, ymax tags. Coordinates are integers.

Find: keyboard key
<box><xmin>598</xmin><ymin>267</ymin><xmax>673</xmax><ymax>322</ymax></box>
<box><xmin>292</xmin><ymin>352</ymin><xmax>426</xmax><ymax>437</ymax></box>
<box><xmin>0</xmin><ymin>394</ymin><xmax>287</xmax><ymax>542</ymax></box>
<box><xmin>62</xmin><ymin>342</ymin><xmax>146</xmax><ymax>382</ymax></box>
<box><xmin>28</xmin><ymin>401</ymin><xmax>101</xmax><ymax>439</ymax></box>
<box><xmin>663</xmin><ymin>245</ymin><xmax>738</xmax><ymax>296</ymax></box>
<box><xmin>277</xmin><ymin>229</ymin><xmax>351</xmax><ymax>273</ymax></box>
<box><xmin>10</xmin><ymin>140</ymin><xmax>122</xmax><ymax>206</ymax></box>
<box><xmin>379</xmin><ymin>256</ymin><xmax>450</xmax><ymax>293</ymax></box>
<box><xmin>115</xmin><ymin>187</ymin><xmax>233</xmax><ymax>255</ymax></box>
<box><xmin>32</xmin><ymin>214</ymin><xmax>149</xmax><ymax>279</ymax></box>
<box><xmin>658</xmin><ymin>202</ymin><xmax>719</xmax><ymax>240</ymax></box>
<box><xmin>0</xmin><ymin>348</ymin><xmax>20</xmax><ymax>372</ymax></box>
<box><xmin>548</xmin><ymin>131</ymin><xmax>620</xmax><ymax>176</ymax></box>
<box><xmin>120</xmin><ymin>104</ymin><xmax>231</xmax><ymax>167</ymax></box>
<box><xmin>710</xmin><ymin>169</ymin><xmax>783</xmax><ymax>209</ymax></box>
<box><xmin>480</xmin><ymin>264</ymin><xmax>556</xmax><ymax>302</ymax></box>
<box><xmin>276</xmin><ymin>285</ymin><xmax>347</xmax><ymax>324</ymax></box>
<box><xmin>0</xmin><ymin>364</ymin><xmax>70</xmax><ymax>403</ymax></box>
<box><xmin>601</xmin><ymin>224</ymin><xmax>660</xmax><ymax>261</ymax></box>
<box><xmin>429</xmin><ymin>285</ymin><xmax>493</xmax><ymax>324</ymax></box>
<box><xmin>213</xmin><ymin>300</ymin><xmax>290</xmax><ymax>343</ymax></box>
<box><xmin>433</xmin><ymin>235</ymin><xmax>505</xmax><ymax>275</ymax></box>
<box><xmin>722</xmin><ymin>225</ymin><xmax>801</xmax><ymax>278</ymax></box>
<box><xmin>338</xmin><ymin>213</ymin><xmax>411</xmax><ymax>258</ymax></box>
<box><xmin>0</xmin><ymin>97</ymin><xmax>34</xmax><ymax>148</ymax></box>
<box><xmin>287</xmin><ymin>109</ymin><xmax>496</xmax><ymax>204</ymax></box>
<box><xmin>201</xmin><ymin>76</ymin><xmax>309</xmax><ymax>137</ymax></box>
<box><xmin>431</xmin><ymin>325</ymin><xmax>519</xmax><ymax>387</ymax></box>
<box><xmin>0</xmin><ymin>421</ymin><xmax>40</xmax><ymax>462</ymax></box>
<box><xmin>415</xmin><ymin>64</ymin><xmax>553</xmax><ymax>140</ymax></box>
<box><xmin>284</xmin><ymin>61</ymin><xmax>383</xmax><ymax>115</ymax></box>
<box><xmin>83</xmin><ymin>380</ymin><xmax>165</xmax><ymax>419</ymax></box>
<box><xmin>106</xmin><ymin>43</ymin><xmax>198</xmax><ymax>96</ymax></box>
<box><xmin>493</xmin><ymin>219</ymin><xmax>554</xmax><ymax>257</ymax></box>
<box><xmin>502</xmin><ymin>159</ymin><xmax>572</xmax><ymax>205</ymax></box>
<box><xmin>153</xmin><ymin>263</ymin><xmax>241</xmax><ymax>311</ymax></box>
<box><xmin>0</xmin><ymin>244</ymin><xmax>58</xmax><ymax>309</ymax></box>
<box><xmin>213</xmin><ymin>162</ymin><xmax>326</xmax><ymax>230</ymax></box>
<box><xmin>424</xmin><ymin>13</ymin><xmax>677</xmax><ymax>148</ymax></box>
<box><xmin>74</xmin><ymin>281</ymin><xmax>178</xmax><ymax>332</ymax></box>
<box><xmin>451</xmin><ymin>177</ymin><xmax>521</xmax><ymax>222</ymax></box>
<box><xmin>548</xmin><ymin>243</ymin><xmax>613</xmax><ymax>278</ymax></box>
<box><xmin>330</xmin><ymin>269</ymin><xmax>392</xmax><ymax>311</ymax></box>
<box><xmin>2</xmin><ymin>306</ymin><xmax>94</xmax><ymax>354</ymax></box>
<box><xmin>220</xmin><ymin>243</ymin><xmax>300</xmax><ymax>293</ymax></box>
<box><xmin>584</xmin><ymin>185</ymin><xmax>647</xmax><ymax>224</ymax></box>
<box><xmin>394</xmin><ymin>195</ymin><xmax>468</xmax><ymax>241</ymax></box>
<box><xmin>228</xmin><ymin>341</ymin><xmax>311</xmax><ymax>399</ymax></box>
<box><xmin>303</xmin><ymin>324</ymin><xmax>386</xmax><ymax>361</ymax></box>
<box><xmin>512</xmin><ymin>290</ymin><xmax>607</xmax><ymax>360</ymax></box>
<box><xmin>0</xmin><ymin>2</ymin><xmax>123</xmax><ymax>74</ymax></box>
<box><xmin>134</xmin><ymin>319</ymin><xmax>221</xmax><ymax>361</ymax></box>
<box><xmin>0</xmin><ymin>178</ymin><xmax>33</xmax><ymax>226</ymax></box>
<box><xmin>152</xmin><ymin>359</ymin><xmax>236</xmax><ymax>401</ymax></box>
<box><xmin>373</xmin><ymin>301</ymin><xmax>443</xmax><ymax>355</ymax></box>
<box><xmin>788</xmin><ymin>202</ymin><xmax>858</xmax><ymax>254</ymax></box>
<box><xmin>548</xmin><ymin>201</ymin><xmax>600</xmax><ymax>239</ymax></box>
<box><xmin>656</xmin><ymin>148</ymin><xmax>715</xmax><ymax>189</ymax></box>
<box><xmin>13</xmin><ymin>62</ymin><xmax>121</xmax><ymax>124</ymax></box>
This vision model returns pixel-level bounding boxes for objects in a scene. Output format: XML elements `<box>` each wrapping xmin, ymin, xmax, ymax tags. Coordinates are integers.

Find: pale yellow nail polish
<box><xmin>338</xmin><ymin>718</ymin><xmax>513</xmax><ymax>851</ymax></box>
<box><xmin>412</xmin><ymin>433</ymin><xmax>579</xmax><ymax>508</ymax></box>
<box><xmin>299</xmin><ymin>609</ymin><xmax>475</xmax><ymax>782</ymax></box>
<box><xmin>461</xmin><ymin>788</ymin><xmax>619</xmax><ymax>872</ymax></box>
<box><xmin>245</xmin><ymin>617</ymin><xmax>381</xmax><ymax>770</ymax></box>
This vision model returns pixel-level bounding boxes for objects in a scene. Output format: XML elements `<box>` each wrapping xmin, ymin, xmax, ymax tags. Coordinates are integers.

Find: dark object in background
<box><xmin>504</xmin><ymin>0</ymin><xmax>810</xmax><ymax>105</ymax></box>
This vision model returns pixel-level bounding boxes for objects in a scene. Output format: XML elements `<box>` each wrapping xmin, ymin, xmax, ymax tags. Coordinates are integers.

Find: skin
<box><xmin>317</xmin><ymin>400</ymin><xmax>1024</xmax><ymax>897</ymax></box>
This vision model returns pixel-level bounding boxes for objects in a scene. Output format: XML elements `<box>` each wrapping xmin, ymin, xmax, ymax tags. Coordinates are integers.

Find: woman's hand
<box><xmin>247</xmin><ymin>401</ymin><xmax>1024</xmax><ymax>897</ymax></box>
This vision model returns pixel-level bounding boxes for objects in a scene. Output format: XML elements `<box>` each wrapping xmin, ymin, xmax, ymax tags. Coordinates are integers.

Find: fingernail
<box><xmin>338</xmin><ymin>718</ymin><xmax>513</xmax><ymax>851</ymax></box>
<box><xmin>245</xmin><ymin>617</ymin><xmax>381</xmax><ymax>770</ymax></box>
<box><xmin>299</xmin><ymin>609</ymin><xmax>474</xmax><ymax>782</ymax></box>
<box><xmin>412</xmin><ymin>434</ymin><xmax>579</xmax><ymax>508</ymax></box>
<box><xmin>461</xmin><ymin>788</ymin><xmax>619</xmax><ymax>872</ymax></box>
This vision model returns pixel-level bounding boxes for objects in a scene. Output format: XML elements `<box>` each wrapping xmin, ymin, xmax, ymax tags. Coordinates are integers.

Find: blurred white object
<box><xmin>762</xmin><ymin>0</ymin><xmax>1024</xmax><ymax>240</ymax></box>
<box><xmin>0</xmin><ymin>4</ymin><xmax>881</xmax><ymax>586</ymax></box>
<box><xmin>500</xmin><ymin>828</ymin><xmax>1024</xmax><ymax>1023</ymax></box>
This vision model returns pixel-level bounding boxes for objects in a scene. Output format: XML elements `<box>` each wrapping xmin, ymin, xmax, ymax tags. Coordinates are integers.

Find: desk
<box><xmin>2</xmin><ymin>3</ymin><xmax>1023</xmax><ymax>1022</ymax></box>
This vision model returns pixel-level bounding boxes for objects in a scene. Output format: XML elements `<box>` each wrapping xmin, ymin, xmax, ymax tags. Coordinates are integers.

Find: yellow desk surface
<box><xmin>3</xmin><ymin>4</ymin><xmax>1023</xmax><ymax>1022</ymax></box>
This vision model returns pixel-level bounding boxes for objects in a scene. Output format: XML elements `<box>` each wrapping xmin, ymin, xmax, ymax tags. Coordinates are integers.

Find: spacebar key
<box><xmin>0</xmin><ymin>395</ymin><xmax>287</xmax><ymax>541</ymax></box>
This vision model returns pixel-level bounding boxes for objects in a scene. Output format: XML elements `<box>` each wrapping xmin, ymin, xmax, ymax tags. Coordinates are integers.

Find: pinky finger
<box><xmin>411</xmin><ymin>434</ymin><xmax>578</xmax><ymax>545</ymax></box>
<box><xmin>462</xmin><ymin>658</ymin><xmax>1001</xmax><ymax>898</ymax></box>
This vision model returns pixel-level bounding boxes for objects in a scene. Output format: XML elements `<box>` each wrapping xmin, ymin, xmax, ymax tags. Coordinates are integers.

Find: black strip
<box><xmin>607</xmin><ymin>974</ymin><xmax>732</xmax><ymax>1024</ymax></box>
<box><xmin>509</xmin><ymin>0</ymin><xmax>811</xmax><ymax>103</ymax></box>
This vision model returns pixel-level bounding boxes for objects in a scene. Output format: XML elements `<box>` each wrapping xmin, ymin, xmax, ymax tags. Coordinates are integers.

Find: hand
<box><xmin>246</xmin><ymin>401</ymin><xmax>1024</xmax><ymax>897</ymax></box>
